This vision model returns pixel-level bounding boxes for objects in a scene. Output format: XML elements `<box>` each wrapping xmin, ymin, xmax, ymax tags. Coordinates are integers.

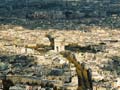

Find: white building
<box><xmin>54</xmin><ymin>38</ymin><xmax>65</xmax><ymax>52</ymax></box>
<box><xmin>112</xmin><ymin>78</ymin><xmax>120</xmax><ymax>90</ymax></box>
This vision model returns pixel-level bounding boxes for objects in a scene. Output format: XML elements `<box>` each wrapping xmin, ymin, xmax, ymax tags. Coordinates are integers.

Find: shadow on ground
<box><xmin>101</xmin><ymin>56</ymin><xmax>120</xmax><ymax>76</ymax></box>
<box><xmin>0</xmin><ymin>0</ymin><xmax>120</xmax><ymax>30</ymax></box>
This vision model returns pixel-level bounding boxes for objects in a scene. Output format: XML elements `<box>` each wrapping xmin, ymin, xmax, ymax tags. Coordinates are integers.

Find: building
<box><xmin>112</xmin><ymin>78</ymin><xmax>120</xmax><ymax>90</ymax></box>
<box><xmin>54</xmin><ymin>38</ymin><xmax>65</xmax><ymax>52</ymax></box>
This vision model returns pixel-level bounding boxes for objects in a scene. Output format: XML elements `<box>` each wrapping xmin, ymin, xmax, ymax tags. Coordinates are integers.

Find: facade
<box><xmin>54</xmin><ymin>38</ymin><xmax>65</xmax><ymax>52</ymax></box>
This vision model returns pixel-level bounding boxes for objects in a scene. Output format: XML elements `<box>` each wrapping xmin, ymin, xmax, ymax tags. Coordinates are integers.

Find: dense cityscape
<box><xmin>1</xmin><ymin>0</ymin><xmax>120</xmax><ymax>29</ymax></box>
<box><xmin>0</xmin><ymin>0</ymin><xmax>120</xmax><ymax>90</ymax></box>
